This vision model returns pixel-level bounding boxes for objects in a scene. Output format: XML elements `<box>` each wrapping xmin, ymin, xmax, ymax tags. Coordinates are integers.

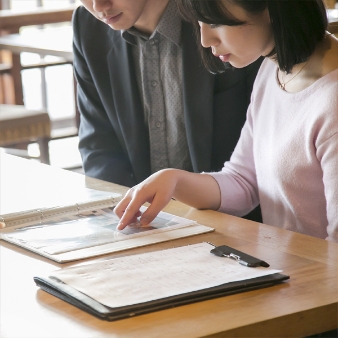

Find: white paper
<box><xmin>51</xmin><ymin>242</ymin><xmax>282</xmax><ymax>308</ymax></box>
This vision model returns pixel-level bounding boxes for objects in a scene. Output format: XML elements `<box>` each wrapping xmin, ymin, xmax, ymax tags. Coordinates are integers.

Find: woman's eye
<box><xmin>209</xmin><ymin>24</ymin><xmax>221</xmax><ymax>28</ymax></box>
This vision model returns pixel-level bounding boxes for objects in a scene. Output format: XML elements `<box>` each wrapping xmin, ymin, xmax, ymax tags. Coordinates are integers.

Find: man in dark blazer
<box><xmin>73</xmin><ymin>0</ymin><xmax>262</xmax><ymax>192</ymax></box>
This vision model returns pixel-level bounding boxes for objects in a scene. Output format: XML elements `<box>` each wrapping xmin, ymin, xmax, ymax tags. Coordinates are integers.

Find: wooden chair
<box><xmin>0</xmin><ymin>104</ymin><xmax>51</xmax><ymax>163</ymax></box>
<box><xmin>0</xmin><ymin>57</ymin><xmax>13</xmax><ymax>103</ymax></box>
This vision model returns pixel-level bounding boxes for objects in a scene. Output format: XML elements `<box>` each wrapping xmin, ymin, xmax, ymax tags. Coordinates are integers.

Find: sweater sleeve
<box><xmin>317</xmin><ymin>131</ymin><xmax>338</xmax><ymax>242</ymax></box>
<box><xmin>207</xmin><ymin>105</ymin><xmax>259</xmax><ymax>217</ymax></box>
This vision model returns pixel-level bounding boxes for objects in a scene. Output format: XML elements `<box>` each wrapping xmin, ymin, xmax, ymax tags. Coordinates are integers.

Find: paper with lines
<box><xmin>51</xmin><ymin>242</ymin><xmax>281</xmax><ymax>308</ymax></box>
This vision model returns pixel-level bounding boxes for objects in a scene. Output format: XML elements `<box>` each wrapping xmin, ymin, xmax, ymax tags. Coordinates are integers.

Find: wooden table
<box><xmin>0</xmin><ymin>25</ymin><xmax>73</xmax><ymax>62</ymax></box>
<box><xmin>0</xmin><ymin>5</ymin><xmax>77</xmax><ymax>32</ymax></box>
<box><xmin>0</xmin><ymin>4</ymin><xmax>77</xmax><ymax>105</ymax></box>
<box><xmin>328</xmin><ymin>8</ymin><xmax>338</xmax><ymax>36</ymax></box>
<box><xmin>0</xmin><ymin>24</ymin><xmax>73</xmax><ymax>106</ymax></box>
<box><xmin>0</xmin><ymin>25</ymin><xmax>78</xmax><ymax>132</ymax></box>
<box><xmin>0</xmin><ymin>153</ymin><xmax>337</xmax><ymax>338</ymax></box>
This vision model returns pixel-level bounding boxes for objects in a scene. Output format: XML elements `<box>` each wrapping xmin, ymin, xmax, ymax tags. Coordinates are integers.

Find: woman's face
<box><xmin>199</xmin><ymin>0</ymin><xmax>274</xmax><ymax>68</ymax></box>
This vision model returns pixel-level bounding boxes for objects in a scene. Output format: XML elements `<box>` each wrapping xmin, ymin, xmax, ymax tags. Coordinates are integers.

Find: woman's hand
<box><xmin>114</xmin><ymin>168</ymin><xmax>221</xmax><ymax>230</ymax></box>
<box><xmin>114</xmin><ymin>169</ymin><xmax>181</xmax><ymax>230</ymax></box>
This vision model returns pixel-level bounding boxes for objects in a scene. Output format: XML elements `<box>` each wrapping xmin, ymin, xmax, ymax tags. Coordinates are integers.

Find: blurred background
<box><xmin>0</xmin><ymin>0</ymin><xmax>82</xmax><ymax>170</ymax></box>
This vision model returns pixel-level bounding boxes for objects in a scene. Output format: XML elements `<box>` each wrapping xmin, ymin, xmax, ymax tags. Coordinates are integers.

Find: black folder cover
<box><xmin>34</xmin><ymin>273</ymin><xmax>289</xmax><ymax>321</ymax></box>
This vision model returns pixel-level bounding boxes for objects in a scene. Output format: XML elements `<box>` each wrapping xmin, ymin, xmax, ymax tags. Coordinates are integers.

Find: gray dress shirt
<box><xmin>122</xmin><ymin>0</ymin><xmax>192</xmax><ymax>173</ymax></box>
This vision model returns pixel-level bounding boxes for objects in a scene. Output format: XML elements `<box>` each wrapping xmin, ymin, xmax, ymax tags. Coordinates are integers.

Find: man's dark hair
<box><xmin>177</xmin><ymin>0</ymin><xmax>328</xmax><ymax>73</ymax></box>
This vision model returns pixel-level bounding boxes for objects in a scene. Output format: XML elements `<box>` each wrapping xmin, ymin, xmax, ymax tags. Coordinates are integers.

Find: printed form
<box><xmin>51</xmin><ymin>242</ymin><xmax>281</xmax><ymax>308</ymax></box>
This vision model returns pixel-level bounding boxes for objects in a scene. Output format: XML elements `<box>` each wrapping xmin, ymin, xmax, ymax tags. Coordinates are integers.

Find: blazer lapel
<box><xmin>181</xmin><ymin>21</ymin><xmax>214</xmax><ymax>172</ymax></box>
<box><xmin>106</xmin><ymin>31</ymin><xmax>151</xmax><ymax>182</ymax></box>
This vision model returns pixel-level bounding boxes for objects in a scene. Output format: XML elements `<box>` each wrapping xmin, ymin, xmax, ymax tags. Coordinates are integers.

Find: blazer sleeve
<box><xmin>72</xmin><ymin>7</ymin><xmax>136</xmax><ymax>187</ymax></box>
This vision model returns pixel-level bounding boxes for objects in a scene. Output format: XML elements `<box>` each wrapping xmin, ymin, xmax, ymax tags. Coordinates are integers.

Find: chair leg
<box><xmin>10</xmin><ymin>53</ymin><xmax>24</xmax><ymax>105</ymax></box>
<box><xmin>37</xmin><ymin>137</ymin><xmax>50</xmax><ymax>164</ymax></box>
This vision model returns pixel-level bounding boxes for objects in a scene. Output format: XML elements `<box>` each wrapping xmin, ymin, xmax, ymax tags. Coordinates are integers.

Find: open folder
<box><xmin>0</xmin><ymin>183</ymin><xmax>213</xmax><ymax>262</ymax></box>
<box><xmin>34</xmin><ymin>242</ymin><xmax>289</xmax><ymax>321</ymax></box>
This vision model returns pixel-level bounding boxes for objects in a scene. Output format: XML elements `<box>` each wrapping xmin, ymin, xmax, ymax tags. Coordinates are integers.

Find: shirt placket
<box><xmin>143</xmin><ymin>35</ymin><xmax>169</xmax><ymax>173</ymax></box>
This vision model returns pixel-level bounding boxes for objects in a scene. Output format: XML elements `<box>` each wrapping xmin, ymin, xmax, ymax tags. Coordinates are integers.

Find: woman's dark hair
<box><xmin>177</xmin><ymin>0</ymin><xmax>328</xmax><ymax>73</ymax></box>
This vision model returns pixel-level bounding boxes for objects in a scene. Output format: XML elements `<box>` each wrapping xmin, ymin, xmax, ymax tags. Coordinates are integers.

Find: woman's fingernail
<box><xmin>116</xmin><ymin>222</ymin><xmax>123</xmax><ymax>230</ymax></box>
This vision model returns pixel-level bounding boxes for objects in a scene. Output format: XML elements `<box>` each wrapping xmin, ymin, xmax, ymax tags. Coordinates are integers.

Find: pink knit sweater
<box><xmin>209</xmin><ymin>58</ymin><xmax>338</xmax><ymax>241</ymax></box>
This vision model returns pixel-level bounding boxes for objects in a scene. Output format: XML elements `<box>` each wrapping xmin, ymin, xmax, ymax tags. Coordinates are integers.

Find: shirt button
<box><xmin>149</xmin><ymin>40</ymin><xmax>155</xmax><ymax>45</ymax></box>
<box><xmin>155</xmin><ymin>122</ymin><xmax>161</xmax><ymax>128</ymax></box>
<box><xmin>151</xmin><ymin>80</ymin><xmax>158</xmax><ymax>87</ymax></box>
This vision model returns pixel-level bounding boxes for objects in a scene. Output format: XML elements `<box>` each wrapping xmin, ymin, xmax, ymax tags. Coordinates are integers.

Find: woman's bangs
<box><xmin>180</xmin><ymin>0</ymin><xmax>245</xmax><ymax>26</ymax></box>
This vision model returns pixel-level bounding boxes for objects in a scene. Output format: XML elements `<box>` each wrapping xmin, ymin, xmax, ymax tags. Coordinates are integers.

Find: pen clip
<box><xmin>224</xmin><ymin>253</ymin><xmax>247</xmax><ymax>266</ymax></box>
<box><xmin>210</xmin><ymin>245</ymin><xmax>270</xmax><ymax>268</ymax></box>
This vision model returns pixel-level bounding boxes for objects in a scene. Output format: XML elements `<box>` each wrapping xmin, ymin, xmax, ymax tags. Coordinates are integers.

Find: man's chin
<box><xmin>107</xmin><ymin>22</ymin><xmax>133</xmax><ymax>31</ymax></box>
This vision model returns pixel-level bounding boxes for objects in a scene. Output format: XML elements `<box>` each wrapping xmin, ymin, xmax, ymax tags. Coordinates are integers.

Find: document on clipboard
<box><xmin>34</xmin><ymin>242</ymin><xmax>289</xmax><ymax>321</ymax></box>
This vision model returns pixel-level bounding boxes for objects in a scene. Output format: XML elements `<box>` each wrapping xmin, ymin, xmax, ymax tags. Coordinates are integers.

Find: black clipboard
<box><xmin>34</xmin><ymin>243</ymin><xmax>289</xmax><ymax>321</ymax></box>
<box><xmin>34</xmin><ymin>273</ymin><xmax>288</xmax><ymax>321</ymax></box>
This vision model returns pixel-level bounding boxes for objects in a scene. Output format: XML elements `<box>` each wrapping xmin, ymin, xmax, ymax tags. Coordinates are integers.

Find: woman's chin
<box><xmin>226</xmin><ymin>61</ymin><xmax>244</xmax><ymax>69</ymax></box>
<box><xmin>228</xmin><ymin>58</ymin><xmax>261</xmax><ymax>69</ymax></box>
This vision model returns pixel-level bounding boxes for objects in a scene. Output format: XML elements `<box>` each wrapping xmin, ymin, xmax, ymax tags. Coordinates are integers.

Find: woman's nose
<box><xmin>93</xmin><ymin>0</ymin><xmax>112</xmax><ymax>13</ymax></box>
<box><xmin>199</xmin><ymin>22</ymin><xmax>219</xmax><ymax>49</ymax></box>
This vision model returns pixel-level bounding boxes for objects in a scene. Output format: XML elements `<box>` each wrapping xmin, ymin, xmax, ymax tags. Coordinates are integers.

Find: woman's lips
<box><xmin>218</xmin><ymin>54</ymin><xmax>231</xmax><ymax>62</ymax></box>
<box><xmin>103</xmin><ymin>13</ymin><xmax>122</xmax><ymax>25</ymax></box>
<box><xmin>213</xmin><ymin>51</ymin><xmax>231</xmax><ymax>63</ymax></box>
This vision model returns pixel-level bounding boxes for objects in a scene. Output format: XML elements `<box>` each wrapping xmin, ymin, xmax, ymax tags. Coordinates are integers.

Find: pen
<box><xmin>210</xmin><ymin>245</ymin><xmax>270</xmax><ymax>268</ymax></box>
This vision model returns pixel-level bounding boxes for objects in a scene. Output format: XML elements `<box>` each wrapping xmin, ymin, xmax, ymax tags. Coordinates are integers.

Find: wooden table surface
<box><xmin>0</xmin><ymin>5</ymin><xmax>77</xmax><ymax>32</ymax></box>
<box><xmin>0</xmin><ymin>5</ymin><xmax>76</xmax><ymax>105</ymax></box>
<box><xmin>0</xmin><ymin>25</ymin><xmax>73</xmax><ymax>61</ymax></box>
<box><xmin>0</xmin><ymin>153</ymin><xmax>337</xmax><ymax>338</ymax></box>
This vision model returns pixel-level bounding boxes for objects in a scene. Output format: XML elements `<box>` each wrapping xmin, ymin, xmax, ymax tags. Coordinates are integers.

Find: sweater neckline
<box><xmin>273</xmin><ymin>65</ymin><xmax>338</xmax><ymax>101</ymax></box>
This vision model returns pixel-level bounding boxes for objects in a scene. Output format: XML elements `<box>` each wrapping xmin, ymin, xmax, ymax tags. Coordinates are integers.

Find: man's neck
<box><xmin>134</xmin><ymin>0</ymin><xmax>170</xmax><ymax>35</ymax></box>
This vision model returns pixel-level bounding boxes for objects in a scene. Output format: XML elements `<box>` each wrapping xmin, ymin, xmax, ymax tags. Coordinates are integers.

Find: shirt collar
<box><xmin>121</xmin><ymin>0</ymin><xmax>181</xmax><ymax>47</ymax></box>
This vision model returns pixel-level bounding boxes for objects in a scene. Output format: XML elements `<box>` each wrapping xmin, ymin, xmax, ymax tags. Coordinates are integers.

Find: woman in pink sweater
<box><xmin>115</xmin><ymin>0</ymin><xmax>338</xmax><ymax>242</ymax></box>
